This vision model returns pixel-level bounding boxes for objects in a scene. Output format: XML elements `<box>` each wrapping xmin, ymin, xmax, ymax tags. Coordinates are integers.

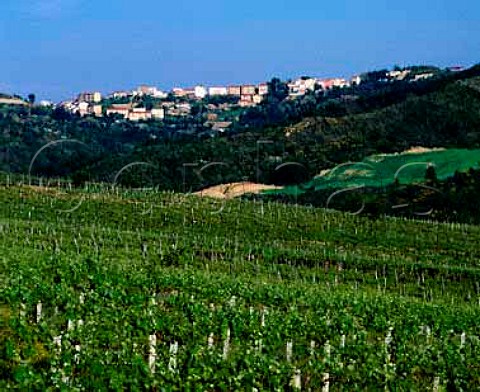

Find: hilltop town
<box><xmin>34</xmin><ymin>65</ymin><xmax>460</xmax><ymax>130</ymax></box>
<box><xmin>0</xmin><ymin>64</ymin><xmax>467</xmax><ymax>140</ymax></box>
<box><xmin>57</xmin><ymin>77</ymin><xmax>358</xmax><ymax>123</ymax></box>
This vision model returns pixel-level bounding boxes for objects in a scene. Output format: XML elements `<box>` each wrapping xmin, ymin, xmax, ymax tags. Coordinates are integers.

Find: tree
<box><xmin>266</xmin><ymin>78</ymin><xmax>288</xmax><ymax>103</ymax></box>
<box><xmin>27</xmin><ymin>93</ymin><xmax>36</xmax><ymax>116</ymax></box>
<box><xmin>425</xmin><ymin>164</ymin><xmax>437</xmax><ymax>183</ymax></box>
<box><xmin>28</xmin><ymin>94</ymin><xmax>36</xmax><ymax>106</ymax></box>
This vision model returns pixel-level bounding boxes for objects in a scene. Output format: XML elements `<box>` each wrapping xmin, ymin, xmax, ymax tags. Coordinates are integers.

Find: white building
<box><xmin>208</xmin><ymin>87</ymin><xmax>228</xmax><ymax>96</ymax></box>
<box><xmin>172</xmin><ymin>88</ymin><xmax>187</xmax><ymax>97</ymax></box>
<box><xmin>135</xmin><ymin>85</ymin><xmax>167</xmax><ymax>98</ymax></box>
<box><xmin>413</xmin><ymin>73</ymin><xmax>434</xmax><ymax>82</ymax></box>
<box><xmin>350</xmin><ymin>75</ymin><xmax>362</xmax><ymax>86</ymax></box>
<box><xmin>91</xmin><ymin>104</ymin><xmax>103</xmax><ymax>117</ymax></box>
<box><xmin>253</xmin><ymin>94</ymin><xmax>264</xmax><ymax>104</ymax></box>
<box><xmin>151</xmin><ymin>108</ymin><xmax>165</xmax><ymax>120</ymax></box>
<box><xmin>194</xmin><ymin>85</ymin><xmax>208</xmax><ymax>99</ymax></box>
<box><xmin>258</xmin><ymin>83</ymin><xmax>269</xmax><ymax>96</ymax></box>
<box><xmin>152</xmin><ymin>89</ymin><xmax>168</xmax><ymax>99</ymax></box>
<box><xmin>316</xmin><ymin>78</ymin><xmax>350</xmax><ymax>90</ymax></box>
<box><xmin>288</xmin><ymin>78</ymin><xmax>316</xmax><ymax>97</ymax></box>
<box><xmin>110</xmin><ymin>91</ymin><xmax>131</xmax><ymax>99</ymax></box>
<box><xmin>78</xmin><ymin>92</ymin><xmax>102</xmax><ymax>103</ymax></box>
<box><xmin>77</xmin><ymin>101</ymin><xmax>90</xmax><ymax>116</ymax></box>
<box><xmin>387</xmin><ymin>70</ymin><xmax>411</xmax><ymax>81</ymax></box>
<box><xmin>106</xmin><ymin>104</ymin><xmax>132</xmax><ymax>118</ymax></box>
<box><xmin>177</xmin><ymin>102</ymin><xmax>192</xmax><ymax>111</ymax></box>
<box><xmin>128</xmin><ymin>107</ymin><xmax>151</xmax><ymax>121</ymax></box>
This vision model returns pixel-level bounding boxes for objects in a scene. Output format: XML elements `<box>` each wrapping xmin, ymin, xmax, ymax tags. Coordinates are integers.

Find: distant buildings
<box><xmin>227</xmin><ymin>86</ymin><xmax>242</xmax><ymax>96</ymax></box>
<box><xmin>288</xmin><ymin>78</ymin><xmax>316</xmax><ymax>97</ymax></box>
<box><xmin>135</xmin><ymin>85</ymin><xmax>168</xmax><ymax>98</ymax></box>
<box><xmin>239</xmin><ymin>97</ymin><xmax>255</xmax><ymax>107</ymax></box>
<box><xmin>258</xmin><ymin>83</ymin><xmax>269</xmax><ymax>95</ymax></box>
<box><xmin>106</xmin><ymin>104</ymin><xmax>131</xmax><ymax>118</ymax></box>
<box><xmin>92</xmin><ymin>104</ymin><xmax>103</xmax><ymax>117</ymax></box>
<box><xmin>128</xmin><ymin>107</ymin><xmax>151</xmax><ymax>121</ymax></box>
<box><xmin>77</xmin><ymin>101</ymin><xmax>90</xmax><ymax>116</ymax></box>
<box><xmin>387</xmin><ymin>70</ymin><xmax>411</xmax><ymax>81</ymax></box>
<box><xmin>283</xmin><ymin>76</ymin><xmax>352</xmax><ymax>97</ymax></box>
<box><xmin>151</xmin><ymin>108</ymin><xmax>165</xmax><ymax>120</ymax></box>
<box><xmin>105</xmin><ymin>103</ymin><xmax>164</xmax><ymax>121</ymax></box>
<box><xmin>172</xmin><ymin>87</ymin><xmax>187</xmax><ymax>97</ymax></box>
<box><xmin>211</xmin><ymin>121</ymin><xmax>233</xmax><ymax>132</ymax></box>
<box><xmin>240</xmin><ymin>85</ymin><xmax>256</xmax><ymax>95</ymax></box>
<box><xmin>203</xmin><ymin>121</ymin><xmax>233</xmax><ymax>133</ymax></box>
<box><xmin>194</xmin><ymin>86</ymin><xmax>208</xmax><ymax>99</ymax></box>
<box><xmin>62</xmin><ymin>64</ymin><xmax>451</xmax><ymax>124</ymax></box>
<box><xmin>316</xmin><ymin>78</ymin><xmax>349</xmax><ymax>90</ymax></box>
<box><xmin>350</xmin><ymin>75</ymin><xmax>362</xmax><ymax>86</ymax></box>
<box><xmin>109</xmin><ymin>91</ymin><xmax>130</xmax><ymax>99</ymax></box>
<box><xmin>77</xmin><ymin>91</ymin><xmax>102</xmax><ymax>103</ymax></box>
<box><xmin>238</xmin><ymin>85</ymin><xmax>257</xmax><ymax>106</ymax></box>
<box><xmin>135</xmin><ymin>85</ymin><xmax>154</xmax><ymax>95</ymax></box>
<box><xmin>186</xmin><ymin>88</ymin><xmax>198</xmax><ymax>98</ymax></box>
<box><xmin>162</xmin><ymin>102</ymin><xmax>191</xmax><ymax>117</ymax></box>
<box><xmin>413</xmin><ymin>73</ymin><xmax>434</xmax><ymax>82</ymax></box>
<box><xmin>208</xmin><ymin>87</ymin><xmax>228</xmax><ymax>96</ymax></box>
<box><xmin>64</xmin><ymin>80</ymin><xmax>283</xmax><ymax>120</ymax></box>
<box><xmin>252</xmin><ymin>94</ymin><xmax>264</xmax><ymax>104</ymax></box>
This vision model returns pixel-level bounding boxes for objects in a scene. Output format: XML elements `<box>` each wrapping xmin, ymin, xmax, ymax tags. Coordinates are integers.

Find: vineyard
<box><xmin>1</xmin><ymin>184</ymin><xmax>480</xmax><ymax>390</ymax></box>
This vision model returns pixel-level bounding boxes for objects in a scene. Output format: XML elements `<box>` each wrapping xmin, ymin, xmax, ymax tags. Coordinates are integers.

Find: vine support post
<box><xmin>222</xmin><ymin>328</ymin><xmax>231</xmax><ymax>360</ymax></box>
<box><xmin>36</xmin><ymin>301</ymin><xmax>42</xmax><ymax>323</ymax></box>
<box><xmin>148</xmin><ymin>334</ymin><xmax>157</xmax><ymax>374</ymax></box>
<box><xmin>169</xmin><ymin>341</ymin><xmax>179</xmax><ymax>372</ymax></box>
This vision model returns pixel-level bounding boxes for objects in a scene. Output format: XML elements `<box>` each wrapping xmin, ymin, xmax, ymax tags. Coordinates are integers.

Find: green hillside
<box><xmin>1</xmin><ymin>185</ymin><xmax>480</xmax><ymax>389</ymax></box>
<box><xmin>267</xmin><ymin>148</ymin><xmax>480</xmax><ymax>196</ymax></box>
<box><xmin>284</xmin><ymin>75</ymin><xmax>480</xmax><ymax>171</ymax></box>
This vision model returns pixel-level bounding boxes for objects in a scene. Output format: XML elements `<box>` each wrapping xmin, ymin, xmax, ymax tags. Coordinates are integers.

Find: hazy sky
<box><xmin>1</xmin><ymin>0</ymin><xmax>479</xmax><ymax>101</ymax></box>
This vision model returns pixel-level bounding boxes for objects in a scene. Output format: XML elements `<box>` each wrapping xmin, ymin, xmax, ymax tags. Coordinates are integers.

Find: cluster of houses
<box><xmin>383</xmin><ymin>69</ymin><xmax>437</xmax><ymax>82</ymax></box>
<box><xmin>59</xmin><ymin>66</ymin><xmax>466</xmax><ymax>122</ymax></box>
<box><xmin>105</xmin><ymin>104</ymin><xmax>165</xmax><ymax>121</ymax></box>
<box><xmin>61</xmin><ymin>77</ymin><xmax>358</xmax><ymax>120</ymax></box>
<box><xmin>164</xmin><ymin>75</ymin><xmax>366</xmax><ymax>105</ymax></box>
<box><xmin>286</xmin><ymin>77</ymin><xmax>358</xmax><ymax>97</ymax></box>
<box><xmin>169</xmin><ymin>83</ymin><xmax>269</xmax><ymax>107</ymax></box>
<box><xmin>61</xmin><ymin>91</ymin><xmax>103</xmax><ymax>117</ymax></box>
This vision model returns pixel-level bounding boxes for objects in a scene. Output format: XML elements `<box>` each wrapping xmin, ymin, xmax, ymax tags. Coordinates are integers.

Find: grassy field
<box><xmin>266</xmin><ymin>148</ymin><xmax>480</xmax><ymax>196</ymax></box>
<box><xmin>1</xmin><ymin>184</ymin><xmax>480</xmax><ymax>390</ymax></box>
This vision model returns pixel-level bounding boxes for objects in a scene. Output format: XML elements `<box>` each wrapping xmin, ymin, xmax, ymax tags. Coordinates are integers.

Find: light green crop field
<box><xmin>1</xmin><ymin>185</ymin><xmax>479</xmax><ymax>390</ymax></box>
<box><xmin>267</xmin><ymin>148</ymin><xmax>480</xmax><ymax>196</ymax></box>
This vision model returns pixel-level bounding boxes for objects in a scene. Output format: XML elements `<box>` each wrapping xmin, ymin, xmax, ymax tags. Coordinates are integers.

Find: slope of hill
<box><xmin>287</xmin><ymin>76</ymin><xmax>480</xmax><ymax>156</ymax></box>
<box><xmin>264</xmin><ymin>148</ymin><xmax>480</xmax><ymax>196</ymax></box>
<box><xmin>1</xmin><ymin>185</ymin><xmax>480</xmax><ymax>389</ymax></box>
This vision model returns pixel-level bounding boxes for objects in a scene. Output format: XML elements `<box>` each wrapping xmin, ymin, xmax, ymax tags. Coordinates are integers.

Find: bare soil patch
<box><xmin>194</xmin><ymin>182</ymin><xmax>282</xmax><ymax>199</ymax></box>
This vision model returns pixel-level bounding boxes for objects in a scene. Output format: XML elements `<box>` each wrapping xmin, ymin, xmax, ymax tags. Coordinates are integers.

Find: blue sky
<box><xmin>1</xmin><ymin>0</ymin><xmax>479</xmax><ymax>101</ymax></box>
